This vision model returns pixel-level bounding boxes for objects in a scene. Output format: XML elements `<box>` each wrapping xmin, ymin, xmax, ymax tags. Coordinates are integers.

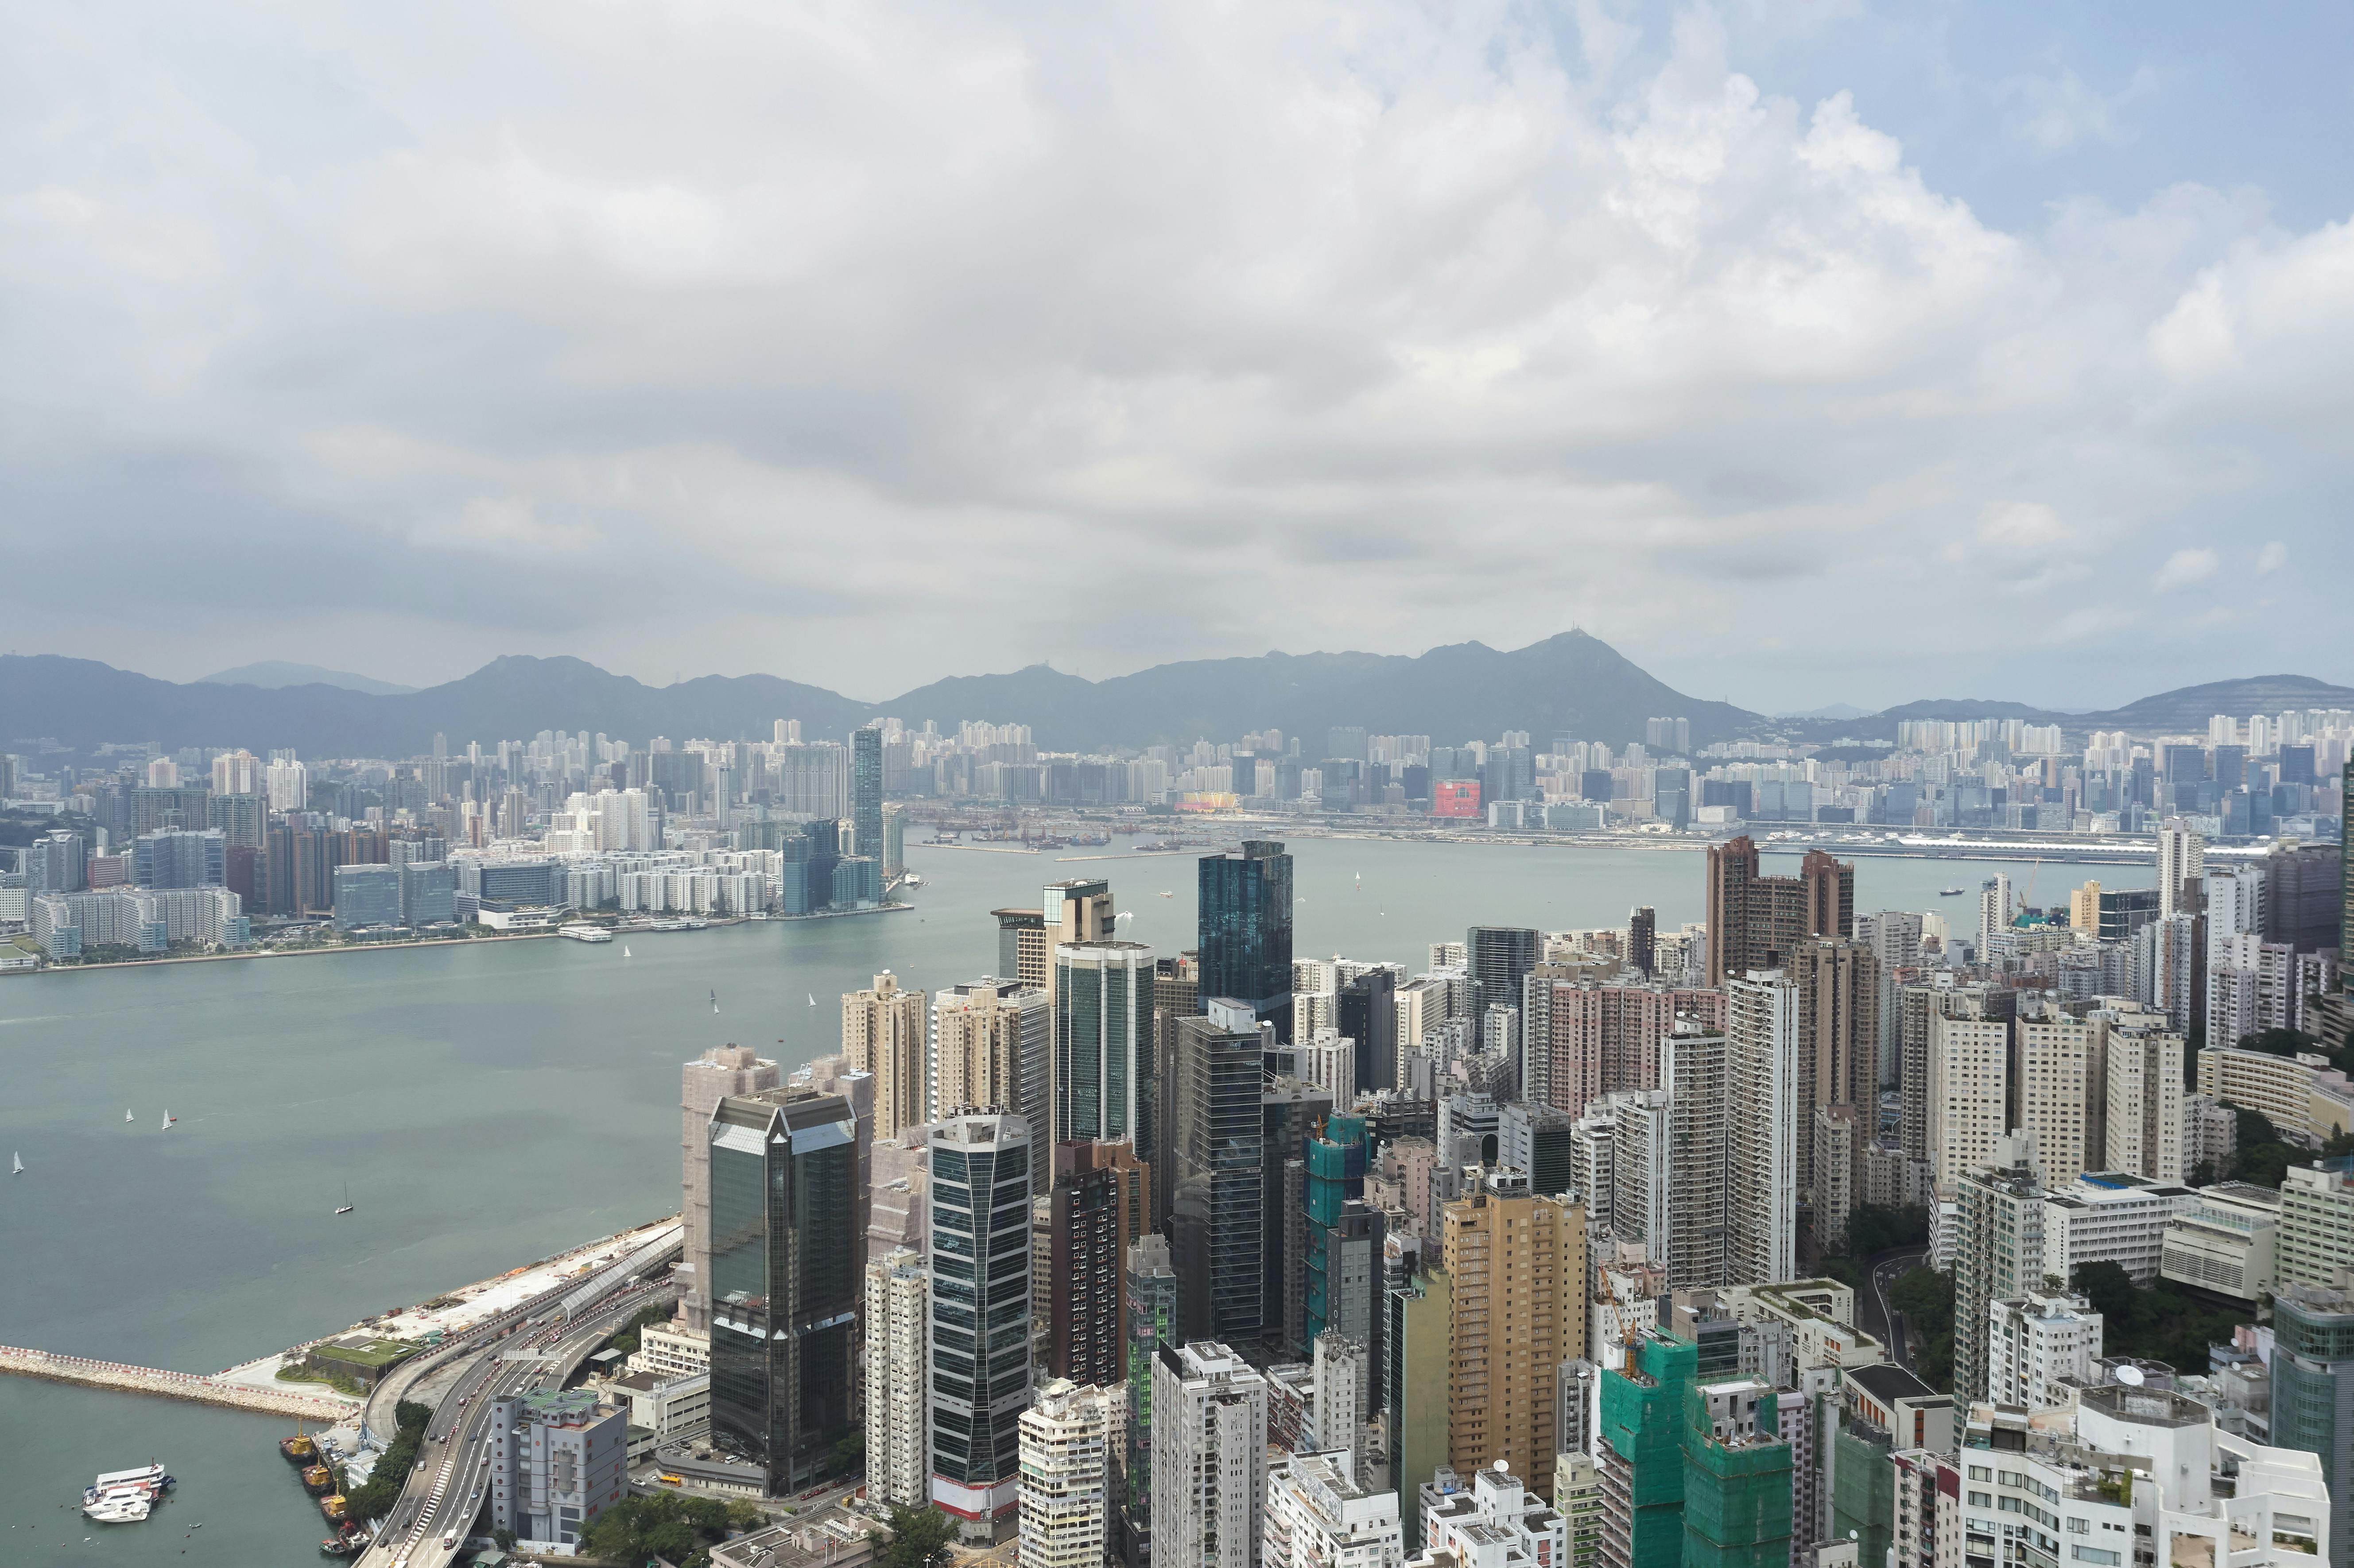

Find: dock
<box><xmin>0</xmin><ymin>1343</ymin><xmax>353</xmax><ymax>1421</ymax></box>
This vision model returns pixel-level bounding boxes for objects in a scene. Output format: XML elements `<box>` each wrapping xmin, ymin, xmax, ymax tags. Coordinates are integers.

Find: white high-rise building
<box><xmin>1986</xmin><ymin>1290</ymin><xmax>2104</xmax><ymax>1409</ymax></box>
<box><xmin>865</xmin><ymin>1247</ymin><xmax>931</xmax><ymax>1509</ymax></box>
<box><xmin>1978</xmin><ymin>874</ymin><xmax>2011</xmax><ymax>953</ymax></box>
<box><xmin>2014</xmin><ymin>1011</ymin><xmax>2093</xmax><ymax>1188</ymax></box>
<box><xmin>1016</xmin><ymin>1378</ymin><xmax>1120</xmax><ymax>1568</ymax></box>
<box><xmin>210</xmin><ymin>749</ymin><xmax>261</xmax><ymax>796</ymax></box>
<box><xmin>264</xmin><ymin>756</ymin><xmax>308</xmax><ymax>812</ymax></box>
<box><xmin>1264</xmin><ymin>1448</ymin><xmax>1403</xmax><ymax>1568</ymax></box>
<box><xmin>1726</xmin><ymin>971</ymin><xmax>1798</xmax><ymax>1286</ymax></box>
<box><xmin>1663</xmin><ymin>1024</ymin><xmax>1730</xmax><ymax>1290</ymax></box>
<box><xmin>2156</xmin><ymin>825</ymin><xmax>2205</xmax><ymax>920</ymax></box>
<box><xmin>1930</xmin><ymin>1012</ymin><xmax>2011</xmax><ymax>1196</ymax></box>
<box><xmin>2102</xmin><ymin>1014</ymin><xmax>2185</xmax><ymax>1182</ymax></box>
<box><xmin>1152</xmin><ymin>1342</ymin><xmax>1269</xmax><ymax>1568</ymax></box>
<box><xmin>1421</xmin><ymin>1461</ymin><xmax>1567</xmax><ymax>1567</ymax></box>
<box><xmin>1310</xmin><ymin>1332</ymin><xmax>1366</xmax><ymax>1483</ymax></box>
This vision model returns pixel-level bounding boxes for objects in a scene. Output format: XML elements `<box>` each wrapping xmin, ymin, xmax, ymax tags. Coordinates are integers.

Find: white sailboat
<box><xmin>335</xmin><ymin>1181</ymin><xmax>353</xmax><ymax>1216</ymax></box>
<box><xmin>623</xmin><ymin>945</ymin><xmax>631</xmax><ymax>958</ymax></box>
<box><xmin>161</xmin><ymin>1109</ymin><xmax>175</xmax><ymax>1129</ymax></box>
<box><xmin>710</xmin><ymin>990</ymin><xmax>719</xmax><ymax>1014</ymax></box>
<box><xmin>10</xmin><ymin>1152</ymin><xmax>21</xmax><ymax>1176</ymax></box>
<box><xmin>125</xmin><ymin>1108</ymin><xmax>135</xmax><ymax>1123</ymax></box>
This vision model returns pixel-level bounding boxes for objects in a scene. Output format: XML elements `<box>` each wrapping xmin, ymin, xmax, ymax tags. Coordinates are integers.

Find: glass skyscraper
<box><xmin>1052</xmin><ymin>939</ymin><xmax>1154</xmax><ymax>1154</ymax></box>
<box><xmin>1197</xmin><ymin>839</ymin><xmax>1294</xmax><ymax>1041</ymax></box>
<box><xmin>853</xmin><ymin>726</ymin><xmax>884</xmax><ymax>866</ymax></box>
<box><xmin>705</xmin><ymin>1088</ymin><xmax>862</xmax><ymax>1496</ymax></box>
<box><xmin>1167</xmin><ymin>1004</ymin><xmax>1266</xmax><ymax>1344</ymax></box>
<box><xmin>928</xmin><ymin>1111</ymin><xmax>1034</xmax><ymax>1539</ymax></box>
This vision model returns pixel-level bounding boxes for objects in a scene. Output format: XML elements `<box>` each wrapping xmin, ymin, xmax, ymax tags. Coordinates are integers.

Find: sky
<box><xmin>4</xmin><ymin>0</ymin><xmax>2351</xmax><ymax>714</ymax></box>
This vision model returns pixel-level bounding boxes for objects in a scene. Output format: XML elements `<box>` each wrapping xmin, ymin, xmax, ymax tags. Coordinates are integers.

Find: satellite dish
<box><xmin>2114</xmin><ymin>1365</ymin><xmax>2145</xmax><ymax>1387</ymax></box>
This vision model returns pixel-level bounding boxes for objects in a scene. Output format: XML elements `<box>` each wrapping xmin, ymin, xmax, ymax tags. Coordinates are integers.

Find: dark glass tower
<box><xmin>927</xmin><ymin>1111</ymin><xmax>1034</xmax><ymax>1535</ymax></box>
<box><xmin>705</xmin><ymin>1088</ymin><xmax>862</xmax><ymax>1496</ymax></box>
<box><xmin>1197</xmin><ymin>840</ymin><xmax>1294</xmax><ymax>1041</ymax></box>
<box><xmin>852</xmin><ymin>726</ymin><xmax>884</xmax><ymax>864</ymax></box>
<box><xmin>1167</xmin><ymin>1007</ymin><xmax>1266</xmax><ymax>1344</ymax></box>
<box><xmin>1467</xmin><ymin>925</ymin><xmax>1539</xmax><ymax>1017</ymax></box>
<box><xmin>1337</xmin><ymin>967</ymin><xmax>1398</xmax><ymax>1094</ymax></box>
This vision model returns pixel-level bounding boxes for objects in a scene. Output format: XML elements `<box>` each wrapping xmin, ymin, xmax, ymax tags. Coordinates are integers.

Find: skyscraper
<box><xmin>1121</xmin><ymin>1235</ymin><xmax>1177</xmax><ymax>1566</ymax></box>
<box><xmin>1441</xmin><ymin>1167</ymin><xmax>1588</xmax><ymax>1501</ymax></box>
<box><xmin>681</xmin><ymin>1044</ymin><xmax>780</xmax><ymax>1333</ymax></box>
<box><xmin>994</xmin><ymin>908</ymin><xmax>1050</xmax><ymax>987</ymax></box>
<box><xmin>2015</xmin><ymin>1007</ymin><xmax>2093</xmax><ymax>1188</ymax></box>
<box><xmin>1726</xmin><ymin>972</ymin><xmax>1798</xmax><ymax>1287</ymax></box>
<box><xmin>843</xmin><ymin>970</ymin><xmax>928</xmax><ymax>1139</ymax></box>
<box><xmin>929</xmin><ymin>1111</ymin><xmax>1035</xmax><ymax>1539</ymax></box>
<box><xmin>1468</xmin><ymin>925</ymin><xmax>1540</xmax><ymax>1019</ymax></box>
<box><xmin>1053</xmin><ymin>940</ymin><xmax>1155</xmax><ymax>1154</ymax></box>
<box><xmin>1929</xmin><ymin>1007</ymin><xmax>2010</xmax><ymax>1196</ymax></box>
<box><xmin>1166</xmin><ymin>1004</ymin><xmax>1267</xmax><ymax>1344</ymax></box>
<box><xmin>1150</xmin><ymin>1341</ymin><xmax>1269</xmax><ymax>1568</ymax></box>
<box><xmin>1043</xmin><ymin>1141</ymin><xmax>1148</xmax><ymax>1388</ymax></box>
<box><xmin>852</xmin><ymin>725</ymin><xmax>883</xmax><ymax>864</ymax></box>
<box><xmin>2269</xmin><ymin>1274</ymin><xmax>2354</xmax><ymax>1568</ymax></box>
<box><xmin>934</xmin><ymin>979</ymin><xmax>1051</xmax><ymax>1154</ymax></box>
<box><xmin>1703</xmin><ymin>839</ymin><xmax>1853</xmax><ymax>987</ymax></box>
<box><xmin>1628</xmin><ymin>906</ymin><xmax>1656</xmax><ymax>977</ymax></box>
<box><xmin>1017</xmin><ymin>1378</ymin><xmax>1120</xmax><ymax>1568</ymax></box>
<box><xmin>1664</xmin><ymin>1022</ymin><xmax>1732</xmax><ymax>1290</ymax></box>
<box><xmin>2157</xmin><ymin>822</ymin><xmax>2206</xmax><ymax>919</ymax></box>
<box><xmin>705</xmin><ymin>1088</ymin><xmax>862</xmax><ymax>1496</ymax></box>
<box><xmin>1788</xmin><ymin>939</ymin><xmax>1880</xmax><ymax>1209</ymax></box>
<box><xmin>864</xmin><ymin>1246</ymin><xmax>931</xmax><ymax>1510</ymax></box>
<box><xmin>1198</xmin><ymin>840</ymin><xmax>1295</xmax><ymax>1041</ymax></box>
<box><xmin>1337</xmin><ymin>966</ymin><xmax>1399</xmax><ymax>1094</ymax></box>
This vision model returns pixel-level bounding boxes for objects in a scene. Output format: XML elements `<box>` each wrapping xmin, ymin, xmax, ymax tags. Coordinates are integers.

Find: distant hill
<box><xmin>1792</xmin><ymin>674</ymin><xmax>2354</xmax><ymax>743</ymax></box>
<box><xmin>198</xmin><ymin>661</ymin><xmax>419</xmax><ymax>697</ymax></box>
<box><xmin>1</xmin><ymin>633</ymin><xmax>1751</xmax><ymax>756</ymax></box>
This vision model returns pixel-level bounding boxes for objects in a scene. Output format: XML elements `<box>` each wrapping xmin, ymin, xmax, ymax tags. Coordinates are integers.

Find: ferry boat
<box><xmin>556</xmin><ymin>923</ymin><xmax>614</xmax><ymax>943</ymax></box>
<box><xmin>93</xmin><ymin>1463</ymin><xmax>173</xmax><ymax>1491</ymax></box>
<box><xmin>1939</xmin><ymin>886</ymin><xmax>1965</xmax><ymax>896</ymax></box>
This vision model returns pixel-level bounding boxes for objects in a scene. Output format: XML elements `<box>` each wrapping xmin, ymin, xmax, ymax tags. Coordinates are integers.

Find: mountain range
<box><xmin>4</xmin><ymin>635</ymin><xmax>2349</xmax><ymax>759</ymax></box>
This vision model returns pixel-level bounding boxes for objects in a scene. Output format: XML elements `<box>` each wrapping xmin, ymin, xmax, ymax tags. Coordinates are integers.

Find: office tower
<box><xmin>1153</xmin><ymin>1342</ymin><xmax>1269</xmax><ymax>1568</ymax></box>
<box><xmin>2015</xmin><ymin>1008</ymin><xmax>2093</xmax><ymax>1187</ymax></box>
<box><xmin>1337</xmin><ymin>966</ymin><xmax>1398</xmax><ymax>1094</ymax></box>
<box><xmin>1044</xmin><ymin>1141</ymin><xmax>1148</xmax><ymax>1387</ymax></box>
<box><xmin>1951</xmin><ymin>1145</ymin><xmax>2044</xmax><ymax>1401</ymax></box>
<box><xmin>1679</xmin><ymin>1377</ymin><xmax>1792</xmax><ymax>1568</ymax></box>
<box><xmin>929</xmin><ymin>1111</ymin><xmax>1035</xmax><ymax>1537</ymax></box>
<box><xmin>1054</xmin><ymin>940</ymin><xmax>1155</xmax><ymax>1153</ymax></box>
<box><xmin>1597</xmin><ymin>1329</ymin><xmax>1698</xmax><ymax>1568</ymax></box>
<box><xmin>1986</xmin><ymin>1291</ymin><xmax>2103</xmax><ymax>1409</ymax></box>
<box><xmin>1017</xmin><ymin>1378</ymin><xmax>1119</xmax><ymax>1568</ymax></box>
<box><xmin>864</xmin><ymin>1247</ymin><xmax>931</xmax><ymax>1509</ymax></box>
<box><xmin>680</xmin><ymin>1048</ymin><xmax>780</xmax><ymax>1333</ymax></box>
<box><xmin>935</xmin><ymin>977</ymin><xmax>1051</xmax><ymax>1129</ymax></box>
<box><xmin>881</xmin><ymin>801</ymin><xmax>906</xmax><ymax>879</ymax></box>
<box><xmin>2103</xmin><ymin>1017</ymin><xmax>2185</xmax><ymax>1181</ymax></box>
<box><xmin>843</xmin><ymin>971</ymin><xmax>928</xmax><ymax>1138</ymax></box>
<box><xmin>1725</xmin><ymin>972</ymin><xmax>1798</xmax><ymax>1287</ymax></box>
<box><xmin>1468</xmin><ymin>925</ymin><xmax>1540</xmax><ymax>1018</ymax></box>
<box><xmin>1664</xmin><ymin>1023</ymin><xmax>1732</xmax><ymax>1290</ymax></box>
<box><xmin>2277</xmin><ymin>1163</ymin><xmax>2354</xmax><ymax>1288</ymax></box>
<box><xmin>706</xmin><ymin>1088</ymin><xmax>861</xmax><ymax>1496</ymax></box>
<box><xmin>1167</xmin><ymin>1007</ymin><xmax>1268</xmax><ymax>1344</ymax></box>
<box><xmin>1500</xmin><ymin>1101</ymin><xmax>1577</xmax><ymax>1197</ymax></box>
<box><xmin>851</xmin><ymin>724</ymin><xmax>883</xmax><ymax>863</ymax></box>
<box><xmin>1628</xmin><ymin>907</ymin><xmax>1656</xmax><ymax>977</ymax></box>
<box><xmin>1264</xmin><ymin>1446</ymin><xmax>1401</xmax><ymax>1568</ymax></box>
<box><xmin>1442</xmin><ymin>1168</ymin><xmax>1588</xmax><ymax>1501</ymax></box>
<box><xmin>134</xmin><ymin>827</ymin><xmax>225</xmax><ymax>888</ymax></box>
<box><xmin>1788</xmin><ymin>939</ymin><xmax>1880</xmax><ymax>1207</ymax></box>
<box><xmin>2158</xmin><ymin>823</ymin><xmax>2205</xmax><ymax>918</ymax></box>
<box><xmin>995</xmin><ymin>908</ymin><xmax>1050</xmax><ymax>987</ymax></box>
<box><xmin>1198</xmin><ymin>840</ymin><xmax>1295</xmax><ymax>1040</ymax></box>
<box><xmin>1703</xmin><ymin>839</ymin><xmax>1853</xmax><ymax>985</ymax></box>
<box><xmin>1121</xmin><ymin>1236</ymin><xmax>1177</xmax><ymax>1565</ymax></box>
<box><xmin>2270</xmin><ymin>1276</ymin><xmax>2354</xmax><ymax>1568</ymax></box>
<box><xmin>1929</xmin><ymin>1009</ymin><xmax>2009</xmax><ymax>1195</ymax></box>
<box><xmin>484</xmin><ymin>1390</ymin><xmax>628</xmax><ymax>1551</ymax></box>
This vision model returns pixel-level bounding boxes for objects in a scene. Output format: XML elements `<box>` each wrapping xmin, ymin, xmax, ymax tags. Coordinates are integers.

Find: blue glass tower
<box><xmin>1196</xmin><ymin>839</ymin><xmax>1294</xmax><ymax>1041</ymax></box>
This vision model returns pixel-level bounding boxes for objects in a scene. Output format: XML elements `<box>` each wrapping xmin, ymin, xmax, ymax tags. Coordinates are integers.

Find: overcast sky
<box><xmin>5</xmin><ymin>1</ymin><xmax>2350</xmax><ymax>713</ymax></box>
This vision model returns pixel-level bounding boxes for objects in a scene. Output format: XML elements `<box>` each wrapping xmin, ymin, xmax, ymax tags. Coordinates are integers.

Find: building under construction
<box><xmin>1596</xmin><ymin>1329</ymin><xmax>1795</xmax><ymax>1568</ymax></box>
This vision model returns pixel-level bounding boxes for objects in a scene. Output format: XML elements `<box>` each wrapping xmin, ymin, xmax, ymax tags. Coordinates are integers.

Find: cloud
<box><xmin>0</xmin><ymin>1</ymin><xmax>2346</xmax><ymax>708</ymax></box>
<box><xmin>2154</xmin><ymin>548</ymin><xmax>2220</xmax><ymax>591</ymax></box>
<box><xmin>2255</xmin><ymin>540</ymin><xmax>2287</xmax><ymax>574</ymax></box>
<box><xmin>1997</xmin><ymin>63</ymin><xmax>2160</xmax><ymax>154</ymax></box>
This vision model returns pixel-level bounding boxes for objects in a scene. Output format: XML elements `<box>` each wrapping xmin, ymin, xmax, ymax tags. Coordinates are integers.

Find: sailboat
<box><xmin>807</xmin><ymin>994</ymin><xmax>816</xmax><ymax>1006</ymax></box>
<box><xmin>710</xmin><ymin>990</ymin><xmax>719</xmax><ymax>1014</ymax></box>
<box><xmin>334</xmin><ymin>1182</ymin><xmax>353</xmax><ymax>1216</ymax></box>
<box><xmin>622</xmin><ymin>945</ymin><xmax>631</xmax><ymax>958</ymax></box>
<box><xmin>125</xmin><ymin>1109</ymin><xmax>134</xmax><ymax>1123</ymax></box>
<box><xmin>10</xmin><ymin>1152</ymin><xmax>21</xmax><ymax>1176</ymax></box>
<box><xmin>161</xmin><ymin>1110</ymin><xmax>175</xmax><ymax>1129</ymax></box>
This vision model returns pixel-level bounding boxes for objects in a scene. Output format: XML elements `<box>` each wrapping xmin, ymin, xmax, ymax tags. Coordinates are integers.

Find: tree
<box><xmin>1888</xmin><ymin>1266</ymin><xmax>1955</xmax><ymax>1393</ymax></box>
<box><xmin>725</xmin><ymin>1498</ymin><xmax>770</xmax><ymax>1532</ymax></box>
<box><xmin>880</xmin><ymin>1505</ymin><xmax>956</xmax><ymax>1568</ymax></box>
<box><xmin>493</xmin><ymin>1529</ymin><xmax>517</xmax><ymax>1551</ymax></box>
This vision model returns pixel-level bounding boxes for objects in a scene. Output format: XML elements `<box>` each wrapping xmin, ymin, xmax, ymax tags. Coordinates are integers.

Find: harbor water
<box><xmin>0</xmin><ymin>834</ymin><xmax>2145</xmax><ymax>1561</ymax></box>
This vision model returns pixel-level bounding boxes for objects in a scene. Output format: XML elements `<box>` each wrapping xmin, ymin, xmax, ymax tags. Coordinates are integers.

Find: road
<box><xmin>1860</xmin><ymin>1246</ymin><xmax>1929</xmax><ymax>1373</ymax></box>
<box><xmin>353</xmin><ymin>1237</ymin><xmax>679</xmax><ymax>1568</ymax></box>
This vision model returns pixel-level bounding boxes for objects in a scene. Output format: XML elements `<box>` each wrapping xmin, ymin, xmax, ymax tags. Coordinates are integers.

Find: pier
<box><xmin>0</xmin><ymin>1343</ymin><xmax>355</xmax><ymax>1421</ymax></box>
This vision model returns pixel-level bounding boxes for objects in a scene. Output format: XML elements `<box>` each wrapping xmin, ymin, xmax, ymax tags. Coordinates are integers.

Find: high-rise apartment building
<box><xmin>1929</xmin><ymin>1010</ymin><xmax>2010</xmax><ymax>1196</ymax></box>
<box><xmin>209</xmin><ymin>749</ymin><xmax>261</xmax><ymax>796</ymax></box>
<box><xmin>1150</xmin><ymin>1341</ymin><xmax>1269</xmax><ymax>1568</ymax></box>
<box><xmin>994</xmin><ymin>907</ymin><xmax>1051</xmax><ymax>987</ymax></box>
<box><xmin>1054</xmin><ymin>941</ymin><xmax>1155</xmax><ymax>1154</ymax></box>
<box><xmin>1665</xmin><ymin>1023</ymin><xmax>1731</xmax><ymax>1291</ymax></box>
<box><xmin>1391</xmin><ymin>1267</ymin><xmax>1454</xmax><ymax>1549</ymax></box>
<box><xmin>933</xmin><ymin>980</ymin><xmax>1051</xmax><ymax>1164</ymax></box>
<box><xmin>1043</xmin><ymin>1141</ymin><xmax>1148</xmax><ymax>1388</ymax></box>
<box><xmin>1264</xmin><ymin>1447</ymin><xmax>1403</xmax><ymax>1568</ymax></box>
<box><xmin>1703</xmin><ymin>839</ymin><xmax>1852</xmax><ymax>987</ymax></box>
<box><xmin>843</xmin><ymin>971</ymin><xmax>928</xmax><ymax>1139</ymax></box>
<box><xmin>1726</xmin><ymin>972</ymin><xmax>1799</xmax><ymax>1287</ymax></box>
<box><xmin>1441</xmin><ymin>1168</ymin><xmax>1589</xmax><ymax>1501</ymax></box>
<box><xmin>1198</xmin><ymin>841</ymin><xmax>1295</xmax><ymax>1040</ymax></box>
<box><xmin>1788</xmin><ymin>939</ymin><xmax>1880</xmax><ymax>1207</ymax></box>
<box><xmin>2102</xmin><ymin>1013</ymin><xmax>2185</xmax><ymax>1181</ymax></box>
<box><xmin>1017</xmin><ymin>1378</ymin><xmax>1120</xmax><ymax>1568</ymax></box>
<box><xmin>1166</xmin><ymin>1006</ymin><xmax>1268</xmax><ymax>1344</ymax></box>
<box><xmin>2276</xmin><ymin>1161</ymin><xmax>2354</xmax><ymax>1288</ymax></box>
<box><xmin>1986</xmin><ymin>1290</ymin><xmax>2103</xmax><ymax>1409</ymax></box>
<box><xmin>864</xmin><ymin>1247</ymin><xmax>930</xmax><ymax>1509</ymax></box>
<box><xmin>2014</xmin><ymin>1008</ymin><xmax>2093</xmax><ymax>1188</ymax></box>
<box><xmin>1680</xmin><ymin>1376</ymin><xmax>1793</xmax><ymax>1568</ymax></box>
<box><xmin>706</xmin><ymin>1088</ymin><xmax>862</xmax><ymax>1495</ymax></box>
<box><xmin>2158</xmin><ymin>823</ymin><xmax>2206</xmax><ymax>918</ymax></box>
<box><xmin>681</xmin><ymin>1044</ymin><xmax>780</xmax><ymax>1333</ymax></box>
<box><xmin>929</xmin><ymin>1111</ymin><xmax>1035</xmax><ymax>1538</ymax></box>
<box><xmin>1951</xmin><ymin>1145</ymin><xmax>2044</xmax><ymax>1402</ymax></box>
